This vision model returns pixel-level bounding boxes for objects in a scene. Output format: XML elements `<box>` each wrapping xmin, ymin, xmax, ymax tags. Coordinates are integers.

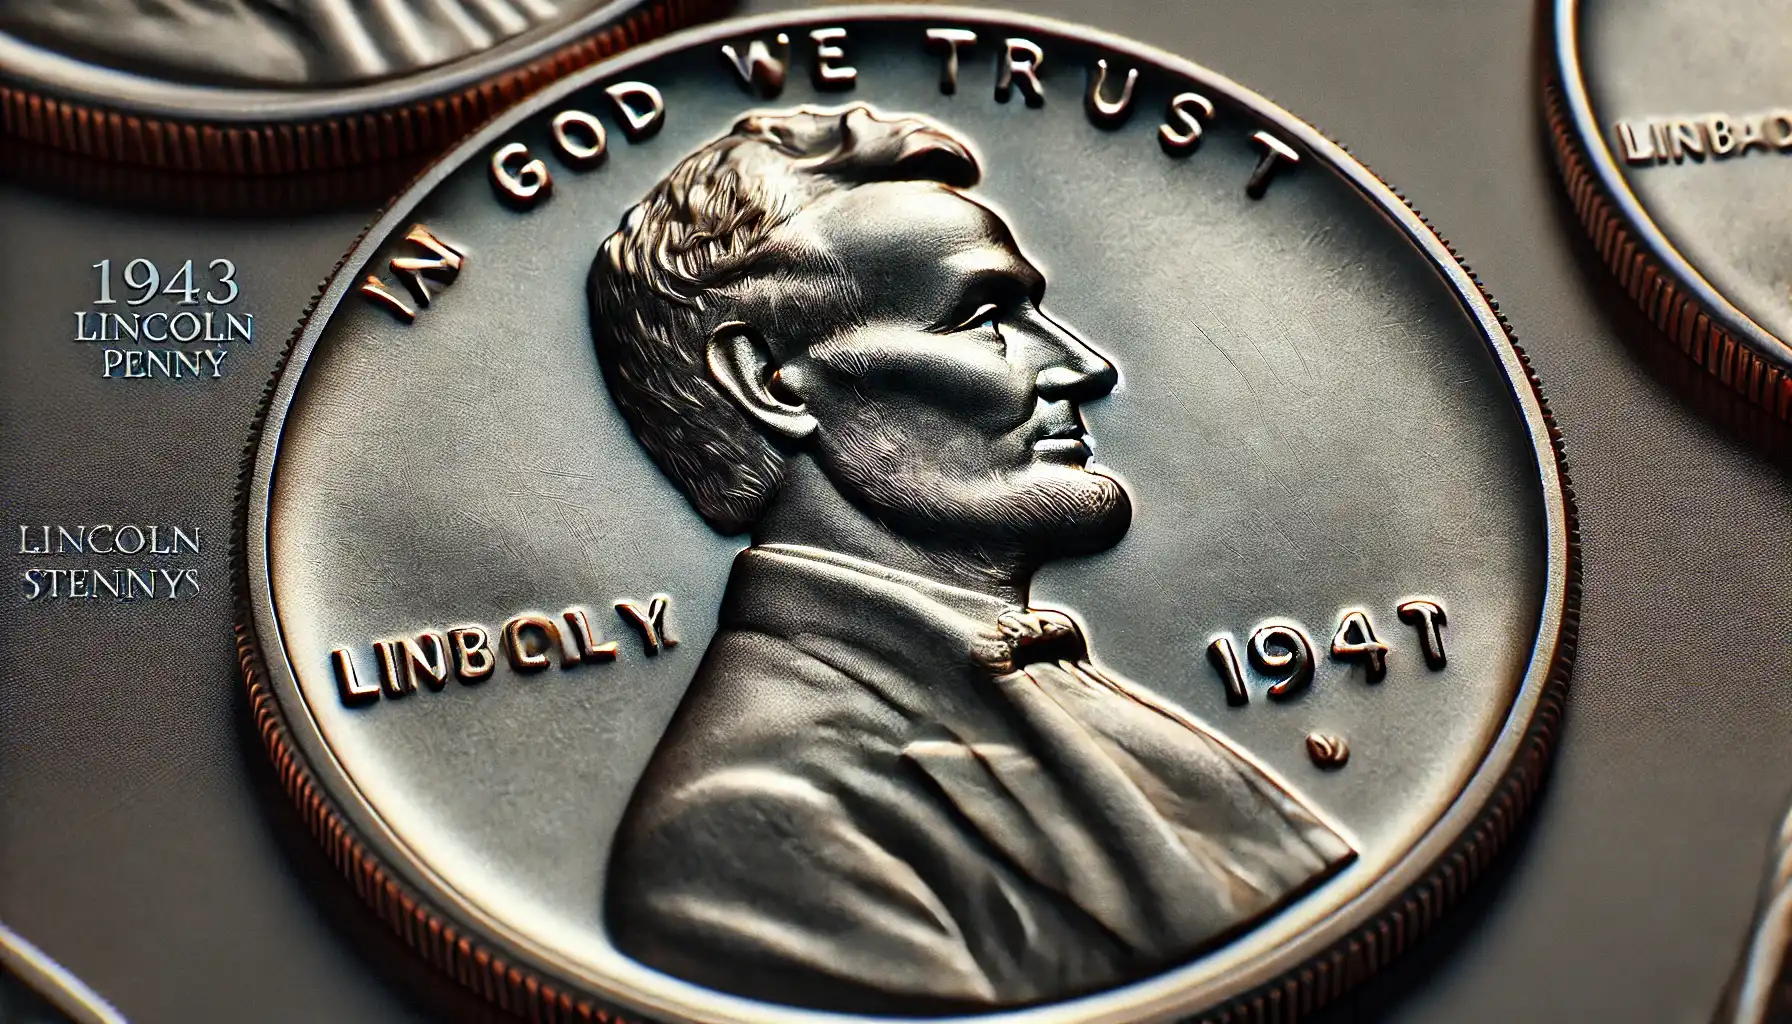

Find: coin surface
<box><xmin>1546</xmin><ymin>0</ymin><xmax>1792</xmax><ymax>423</ymax></box>
<box><xmin>0</xmin><ymin>0</ymin><xmax>724</xmax><ymax>175</ymax></box>
<box><xmin>237</xmin><ymin>8</ymin><xmax>1578</xmax><ymax>1021</ymax></box>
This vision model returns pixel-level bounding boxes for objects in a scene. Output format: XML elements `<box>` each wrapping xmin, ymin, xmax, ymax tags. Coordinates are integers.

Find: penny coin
<box><xmin>237</xmin><ymin>8</ymin><xmax>1578</xmax><ymax>1021</ymax></box>
<box><xmin>1547</xmin><ymin>0</ymin><xmax>1792</xmax><ymax>423</ymax></box>
<box><xmin>0</xmin><ymin>0</ymin><xmax>725</xmax><ymax>176</ymax></box>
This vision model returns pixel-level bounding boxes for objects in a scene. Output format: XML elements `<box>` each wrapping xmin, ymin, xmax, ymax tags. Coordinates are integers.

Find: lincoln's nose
<box><xmin>1035</xmin><ymin>314</ymin><xmax>1118</xmax><ymax>402</ymax></box>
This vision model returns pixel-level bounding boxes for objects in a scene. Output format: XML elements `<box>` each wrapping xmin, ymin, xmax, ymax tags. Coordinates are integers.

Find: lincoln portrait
<box><xmin>589</xmin><ymin>105</ymin><xmax>1354</xmax><ymax>1014</ymax></box>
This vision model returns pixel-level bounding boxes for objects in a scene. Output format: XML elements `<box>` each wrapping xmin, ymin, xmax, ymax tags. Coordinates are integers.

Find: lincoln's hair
<box><xmin>589</xmin><ymin>105</ymin><xmax>980</xmax><ymax>533</ymax></box>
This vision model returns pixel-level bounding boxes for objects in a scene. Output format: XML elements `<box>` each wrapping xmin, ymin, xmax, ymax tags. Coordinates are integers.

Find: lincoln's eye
<box><xmin>953</xmin><ymin>301</ymin><xmax>1006</xmax><ymax>352</ymax></box>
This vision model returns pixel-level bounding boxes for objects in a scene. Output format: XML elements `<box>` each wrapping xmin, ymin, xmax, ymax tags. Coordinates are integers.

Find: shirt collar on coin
<box><xmin>721</xmin><ymin>542</ymin><xmax>1090</xmax><ymax>678</ymax></box>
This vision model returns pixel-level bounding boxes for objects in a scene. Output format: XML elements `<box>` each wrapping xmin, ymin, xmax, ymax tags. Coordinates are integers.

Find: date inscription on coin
<box><xmin>1206</xmin><ymin>599</ymin><xmax>1449</xmax><ymax>706</ymax></box>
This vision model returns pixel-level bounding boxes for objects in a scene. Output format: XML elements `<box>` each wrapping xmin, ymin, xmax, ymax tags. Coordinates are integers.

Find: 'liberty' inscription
<box><xmin>1614</xmin><ymin>109</ymin><xmax>1792</xmax><ymax>166</ymax></box>
<box><xmin>332</xmin><ymin>596</ymin><xmax>675</xmax><ymax>707</ymax></box>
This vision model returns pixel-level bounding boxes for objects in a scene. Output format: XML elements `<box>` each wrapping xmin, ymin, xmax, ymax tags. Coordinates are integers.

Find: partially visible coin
<box><xmin>0</xmin><ymin>923</ymin><xmax>125</xmax><ymax>1024</ymax></box>
<box><xmin>0</xmin><ymin>0</ymin><xmax>726</xmax><ymax>176</ymax></box>
<box><xmin>1546</xmin><ymin>0</ymin><xmax>1792</xmax><ymax>424</ymax></box>
<box><xmin>238</xmin><ymin>7</ymin><xmax>1578</xmax><ymax>1021</ymax></box>
<box><xmin>1715</xmin><ymin>800</ymin><xmax>1792</xmax><ymax>1024</ymax></box>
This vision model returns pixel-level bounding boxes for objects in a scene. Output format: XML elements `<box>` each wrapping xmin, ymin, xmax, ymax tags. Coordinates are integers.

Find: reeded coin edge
<box><xmin>0</xmin><ymin>0</ymin><xmax>726</xmax><ymax>177</ymax></box>
<box><xmin>1544</xmin><ymin>0</ymin><xmax>1792</xmax><ymax>424</ymax></box>
<box><xmin>0</xmin><ymin>139</ymin><xmax>424</xmax><ymax>215</ymax></box>
<box><xmin>230</xmin><ymin>10</ymin><xmax>1581</xmax><ymax>1023</ymax></box>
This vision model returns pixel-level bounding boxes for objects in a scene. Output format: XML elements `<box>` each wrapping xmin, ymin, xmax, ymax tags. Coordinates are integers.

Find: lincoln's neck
<box><xmin>751</xmin><ymin>456</ymin><xmax>1032</xmax><ymax>606</ymax></box>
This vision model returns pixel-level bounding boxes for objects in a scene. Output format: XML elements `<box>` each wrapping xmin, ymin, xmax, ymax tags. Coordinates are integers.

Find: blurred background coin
<box><xmin>1546</xmin><ymin>0</ymin><xmax>1792</xmax><ymax>428</ymax></box>
<box><xmin>1716</xmin><ymin>799</ymin><xmax>1792</xmax><ymax>1024</ymax></box>
<box><xmin>0</xmin><ymin>0</ymin><xmax>730</xmax><ymax>178</ymax></box>
<box><xmin>0</xmin><ymin>923</ymin><xmax>124</xmax><ymax>1024</ymax></box>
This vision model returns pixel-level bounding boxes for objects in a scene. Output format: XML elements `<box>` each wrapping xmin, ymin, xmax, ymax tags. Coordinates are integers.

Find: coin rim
<box><xmin>236</xmin><ymin>8</ymin><xmax>1578</xmax><ymax>1022</ymax></box>
<box><xmin>0</xmin><ymin>923</ymin><xmax>128</xmax><ymax>1024</ymax></box>
<box><xmin>1546</xmin><ymin>0</ymin><xmax>1792</xmax><ymax>421</ymax></box>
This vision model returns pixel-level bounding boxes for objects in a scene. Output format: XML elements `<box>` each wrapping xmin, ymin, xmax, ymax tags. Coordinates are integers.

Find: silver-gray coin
<box><xmin>237</xmin><ymin>7</ymin><xmax>1579</xmax><ymax>1021</ymax></box>
<box><xmin>2</xmin><ymin>0</ymin><xmax>625</xmax><ymax>87</ymax></box>
<box><xmin>0</xmin><ymin>0</ymin><xmax>723</xmax><ymax>176</ymax></box>
<box><xmin>1547</xmin><ymin>0</ymin><xmax>1792</xmax><ymax>425</ymax></box>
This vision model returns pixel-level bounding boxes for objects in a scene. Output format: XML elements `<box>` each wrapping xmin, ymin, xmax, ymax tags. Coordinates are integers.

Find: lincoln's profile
<box><xmin>591</xmin><ymin>105</ymin><xmax>1353</xmax><ymax>1013</ymax></box>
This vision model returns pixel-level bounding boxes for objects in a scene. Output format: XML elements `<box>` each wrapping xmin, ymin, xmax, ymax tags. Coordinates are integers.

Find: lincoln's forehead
<box><xmin>796</xmin><ymin>182</ymin><xmax>1019</xmax><ymax>263</ymax></box>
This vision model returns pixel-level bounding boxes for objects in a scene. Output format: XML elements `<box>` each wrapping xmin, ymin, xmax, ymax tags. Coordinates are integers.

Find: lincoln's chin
<box><xmin>1014</xmin><ymin>465</ymin><xmax>1133</xmax><ymax>560</ymax></box>
<box><xmin>1070</xmin><ymin>467</ymin><xmax>1134</xmax><ymax>554</ymax></box>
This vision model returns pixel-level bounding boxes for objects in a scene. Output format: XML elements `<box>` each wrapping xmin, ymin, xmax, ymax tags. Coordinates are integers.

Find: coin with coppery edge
<box><xmin>237</xmin><ymin>8</ymin><xmax>1578</xmax><ymax>1022</ymax></box>
<box><xmin>1546</xmin><ymin>0</ymin><xmax>1792</xmax><ymax>425</ymax></box>
<box><xmin>0</xmin><ymin>0</ymin><xmax>727</xmax><ymax>178</ymax></box>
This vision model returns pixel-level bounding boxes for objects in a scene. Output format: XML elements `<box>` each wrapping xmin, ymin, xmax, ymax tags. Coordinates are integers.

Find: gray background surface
<box><xmin>1</xmin><ymin>1</ymin><xmax>1789</xmax><ymax>1022</ymax></box>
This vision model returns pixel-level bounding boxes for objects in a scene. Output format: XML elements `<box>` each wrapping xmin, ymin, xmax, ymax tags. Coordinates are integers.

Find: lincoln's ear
<box><xmin>706</xmin><ymin>322</ymin><xmax>817</xmax><ymax>440</ymax></box>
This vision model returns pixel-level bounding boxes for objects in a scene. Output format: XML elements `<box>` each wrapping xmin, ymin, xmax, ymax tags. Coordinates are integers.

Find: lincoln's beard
<box><xmin>819</xmin><ymin>428</ymin><xmax>1133</xmax><ymax>587</ymax></box>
